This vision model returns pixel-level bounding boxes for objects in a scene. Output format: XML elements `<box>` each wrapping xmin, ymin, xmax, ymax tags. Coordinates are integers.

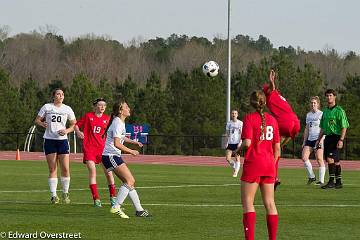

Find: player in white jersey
<box><xmin>34</xmin><ymin>89</ymin><xmax>76</xmax><ymax>204</ymax></box>
<box><xmin>225</xmin><ymin>110</ymin><xmax>243</xmax><ymax>177</ymax></box>
<box><xmin>301</xmin><ymin>96</ymin><xmax>325</xmax><ymax>185</ymax></box>
<box><xmin>102</xmin><ymin>100</ymin><xmax>150</xmax><ymax>218</ymax></box>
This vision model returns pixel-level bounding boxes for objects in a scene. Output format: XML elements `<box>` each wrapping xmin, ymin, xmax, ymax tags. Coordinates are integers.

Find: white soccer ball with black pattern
<box><xmin>202</xmin><ymin>61</ymin><xmax>219</xmax><ymax>77</ymax></box>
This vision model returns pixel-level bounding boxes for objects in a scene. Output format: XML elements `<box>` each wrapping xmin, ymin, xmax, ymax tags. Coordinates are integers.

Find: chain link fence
<box><xmin>1</xmin><ymin>130</ymin><xmax>359</xmax><ymax>160</ymax></box>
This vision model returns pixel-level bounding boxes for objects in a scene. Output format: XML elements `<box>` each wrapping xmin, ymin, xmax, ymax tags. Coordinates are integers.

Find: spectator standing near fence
<box><xmin>35</xmin><ymin>88</ymin><xmax>76</xmax><ymax>204</ymax></box>
<box><xmin>316</xmin><ymin>89</ymin><xmax>349</xmax><ymax>189</ymax></box>
<box><xmin>74</xmin><ymin>98</ymin><xmax>117</xmax><ymax>207</ymax></box>
<box><xmin>301</xmin><ymin>96</ymin><xmax>326</xmax><ymax>185</ymax></box>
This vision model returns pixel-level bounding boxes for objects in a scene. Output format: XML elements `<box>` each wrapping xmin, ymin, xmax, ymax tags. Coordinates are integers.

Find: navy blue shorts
<box><xmin>324</xmin><ymin>135</ymin><xmax>340</xmax><ymax>162</ymax></box>
<box><xmin>305</xmin><ymin>140</ymin><xmax>316</xmax><ymax>148</ymax></box>
<box><xmin>102</xmin><ymin>155</ymin><xmax>125</xmax><ymax>172</ymax></box>
<box><xmin>44</xmin><ymin>139</ymin><xmax>70</xmax><ymax>155</ymax></box>
<box><xmin>226</xmin><ymin>144</ymin><xmax>238</xmax><ymax>151</ymax></box>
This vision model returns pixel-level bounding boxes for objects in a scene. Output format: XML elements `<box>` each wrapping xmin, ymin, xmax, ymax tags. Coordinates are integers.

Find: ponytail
<box><xmin>102</xmin><ymin>113</ymin><xmax>115</xmax><ymax>139</ymax></box>
<box><xmin>250</xmin><ymin>91</ymin><xmax>267</xmax><ymax>137</ymax></box>
<box><xmin>102</xmin><ymin>99</ymin><xmax>126</xmax><ymax>138</ymax></box>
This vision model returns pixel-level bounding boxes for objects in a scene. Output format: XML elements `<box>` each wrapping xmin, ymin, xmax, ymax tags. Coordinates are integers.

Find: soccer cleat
<box><xmin>335</xmin><ymin>182</ymin><xmax>343</xmax><ymax>189</ymax></box>
<box><xmin>321</xmin><ymin>182</ymin><xmax>335</xmax><ymax>189</ymax></box>
<box><xmin>110</xmin><ymin>206</ymin><xmax>129</xmax><ymax>219</ymax></box>
<box><xmin>315</xmin><ymin>181</ymin><xmax>323</xmax><ymax>186</ymax></box>
<box><xmin>307</xmin><ymin>177</ymin><xmax>316</xmax><ymax>185</ymax></box>
<box><xmin>61</xmin><ymin>193</ymin><xmax>71</xmax><ymax>204</ymax></box>
<box><xmin>274</xmin><ymin>179</ymin><xmax>281</xmax><ymax>191</ymax></box>
<box><xmin>135</xmin><ymin>210</ymin><xmax>151</xmax><ymax>218</ymax></box>
<box><xmin>110</xmin><ymin>197</ymin><xmax>116</xmax><ymax>207</ymax></box>
<box><xmin>94</xmin><ymin>199</ymin><xmax>102</xmax><ymax>207</ymax></box>
<box><xmin>51</xmin><ymin>196</ymin><xmax>60</xmax><ymax>204</ymax></box>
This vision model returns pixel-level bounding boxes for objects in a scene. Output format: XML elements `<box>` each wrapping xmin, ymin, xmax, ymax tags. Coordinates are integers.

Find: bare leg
<box><xmin>241</xmin><ymin>181</ymin><xmax>258</xmax><ymax>240</ymax></box>
<box><xmin>315</xmin><ymin>148</ymin><xmax>325</xmax><ymax>184</ymax></box>
<box><xmin>260</xmin><ymin>183</ymin><xmax>278</xmax><ymax>240</ymax></box>
<box><xmin>58</xmin><ymin>154</ymin><xmax>71</xmax><ymax>203</ymax></box>
<box><xmin>46</xmin><ymin>153</ymin><xmax>58</xmax><ymax>198</ymax></box>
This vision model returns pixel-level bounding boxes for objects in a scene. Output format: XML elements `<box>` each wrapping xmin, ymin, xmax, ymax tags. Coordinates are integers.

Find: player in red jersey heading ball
<box><xmin>263</xmin><ymin>70</ymin><xmax>301</xmax><ymax>189</ymax></box>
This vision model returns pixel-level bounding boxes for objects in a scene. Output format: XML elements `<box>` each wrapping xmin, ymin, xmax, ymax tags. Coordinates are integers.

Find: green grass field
<box><xmin>0</xmin><ymin>160</ymin><xmax>359</xmax><ymax>240</ymax></box>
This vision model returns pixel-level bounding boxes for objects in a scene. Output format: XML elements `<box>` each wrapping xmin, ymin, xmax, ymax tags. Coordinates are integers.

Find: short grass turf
<box><xmin>0</xmin><ymin>160</ymin><xmax>359</xmax><ymax>240</ymax></box>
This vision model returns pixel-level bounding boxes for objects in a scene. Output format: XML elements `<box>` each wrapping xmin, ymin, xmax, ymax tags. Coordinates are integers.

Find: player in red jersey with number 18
<box><xmin>75</xmin><ymin>98</ymin><xmax>116</xmax><ymax>207</ymax></box>
<box><xmin>240</xmin><ymin>91</ymin><xmax>281</xmax><ymax>240</ymax></box>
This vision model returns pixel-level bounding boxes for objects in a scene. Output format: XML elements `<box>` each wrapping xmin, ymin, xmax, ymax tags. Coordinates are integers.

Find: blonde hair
<box><xmin>310</xmin><ymin>96</ymin><xmax>320</xmax><ymax>108</ymax></box>
<box><xmin>250</xmin><ymin>91</ymin><xmax>266</xmax><ymax>137</ymax></box>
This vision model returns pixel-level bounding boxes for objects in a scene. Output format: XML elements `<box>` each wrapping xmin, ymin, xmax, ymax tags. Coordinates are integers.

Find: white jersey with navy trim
<box><xmin>226</xmin><ymin>119</ymin><xmax>243</xmax><ymax>145</ymax></box>
<box><xmin>102</xmin><ymin>117</ymin><xmax>125</xmax><ymax>156</ymax></box>
<box><xmin>306</xmin><ymin>110</ymin><xmax>323</xmax><ymax>141</ymax></box>
<box><xmin>37</xmin><ymin>103</ymin><xmax>75</xmax><ymax>140</ymax></box>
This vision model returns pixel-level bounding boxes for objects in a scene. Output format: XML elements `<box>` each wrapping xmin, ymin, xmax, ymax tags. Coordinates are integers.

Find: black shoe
<box><xmin>335</xmin><ymin>182</ymin><xmax>343</xmax><ymax>189</ymax></box>
<box><xmin>315</xmin><ymin>181</ymin><xmax>323</xmax><ymax>186</ymax></box>
<box><xmin>136</xmin><ymin>210</ymin><xmax>151</xmax><ymax>217</ymax></box>
<box><xmin>321</xmin><ymin>182</ymin><xmax>335</xmax><ymax>189</ymax></box>
<box><xmin>274</xmin><ymin>179</ymin><xmax>281</xmax><ymax>191</ymax></box>
<box><xmin>307</xmin><ymin>177</ymin><xmax>316</xmax><ymax>185</ymax></box>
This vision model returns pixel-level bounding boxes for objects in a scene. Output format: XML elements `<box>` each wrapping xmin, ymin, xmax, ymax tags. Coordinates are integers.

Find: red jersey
<box><xmin>76</xmin><ymin>112</ymin><xmax>110</xmax><ymax>153</ymax></box>
<box><xmin>263</xmin><ymin>84</ymin><xmax>298</xmax><ymax>122</ymax></box>
<box><xmin>241</xmin><ymin>112</ymin><xmax>280</xmax><ymax>178</ymax></box>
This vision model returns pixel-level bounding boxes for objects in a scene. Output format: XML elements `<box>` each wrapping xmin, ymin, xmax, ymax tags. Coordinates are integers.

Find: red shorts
<box><xmin>83</xmin><ymin>149</ymin><xmax>103</xmax><ymax>164</ymax></box>
<box><xmin>241</xmin><ymin>175</ymin><xmax>276</xmax><ymax>184</ymax></box>
<box><xmin>278</xmin><ymin>118</ymin><xmax>300</xmax><ymax>139</ymax></box>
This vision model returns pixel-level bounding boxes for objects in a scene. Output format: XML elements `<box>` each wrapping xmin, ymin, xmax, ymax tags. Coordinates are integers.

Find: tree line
<box><xmin>0</xmin><ymin>31</ymin><xmax>359</xmax><ymax>158</ymax></box>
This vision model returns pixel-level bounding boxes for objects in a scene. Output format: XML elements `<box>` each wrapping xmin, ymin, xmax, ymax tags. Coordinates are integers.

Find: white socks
<box><xmin>114</xmin><ymin>184</ymin><xmax>131</xmax><ymax>208</ymax></box>
<box><xmin>113</xmin><ymin>184</ymin><xmax>144</xmax><ymax>211</ymax></box>
<box><xmin>234</xmin><ymin>161</ymin><xmax>241</xmax><ymax>171</ymax></box>
<box><xmin>60</xmin><ymin>176</ymin><xmax>70</xmax><ymax>194</ymax></box>
<box><xmin>304</xmin><ymin>160</ymin><xmax>315</xmax><ymax>178</ymax></box>
<box><xmin>48</xmin><ymin>178</ymin><xmax>58</xmax><ymax>197</ymax></box>
<box><xmin>128</xmin><ymin>189</ymin><xmax>144</xmax><ymax>211</ymax></box>
<box><xmin>319</xmin><ymin>166</ymin><xmax>326</xmax><ymax>183</ymax></box>
<box><xmin>304</xmin><ymin>160</ymin><xmax>326</xmax><ymax>183</ymax></box>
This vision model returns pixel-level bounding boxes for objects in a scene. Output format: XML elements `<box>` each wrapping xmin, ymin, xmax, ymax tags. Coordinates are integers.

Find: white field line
<box><xmin>0</xmin><ymin>200</ymin><xmax>359</xmax><ymax>208</ymax></box>
<box><xmin>0</xmin><ymin>183</ymin><xmax>240</xmax><ymax>193</ymax></box>
<box><xmin>0</xmin><ymin>182</ymin><xmax>356</xmax><ymax>193</ymax></box>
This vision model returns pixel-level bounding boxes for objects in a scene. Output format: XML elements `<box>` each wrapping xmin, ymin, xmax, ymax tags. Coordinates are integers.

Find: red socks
<box><xmin>108</xmin><ymin>184</ymin><xmax>116</xmax><ymax>197</ymax></box>
<box><xmin>89</xmin><ymin>184</ymin><xmax>99</xmax><ymax>200</ymax></box>
<box><xmin>90</xmin><ymin>184</ymin><xmax>116</xmax><ymax>200</ymax></box>
<box><xmin>243</xmin><ymin>212</ymin><xmax>278</xmax><ymax>240</ymax></box>
<box><xmin>266</xmin><ymin>214</ymin><xmax>278</xmax><ymax>240</ymax></box>
<box><xmin>243</xmin><ymin>212</ymin><xmax>256</xmax><ymax>240</ymax></box>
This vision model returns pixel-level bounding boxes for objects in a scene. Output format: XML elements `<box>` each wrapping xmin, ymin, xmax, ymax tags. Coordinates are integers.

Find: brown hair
<box><xmin>250</xmin><ymin>91</ymin><xmax>267</xmax><ymax>137</ymax></box>
<box><xmin>51</xmin><ymin>88</ymin><xmax>63</xmax><ymax>101</ymax></box>
<box><xmin>325</xmin><ymin>89</ymin><xmax>337</xmax><ymax>96</ymax></box>
<box><xmin>102</xmin><ymin>99</ymin><xmax>126</xmax><ymax>138</ymax></box>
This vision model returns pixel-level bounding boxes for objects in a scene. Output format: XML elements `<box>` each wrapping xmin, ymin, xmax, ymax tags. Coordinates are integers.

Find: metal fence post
<box><xmin>292</xmin><ymin>139</ymin><xmax>295</xmax><ymax>159</ymax></box>
<box><xmin>16</xmin><ymin>133</ymin><xmax>19</xmax><ymax>150</ymax></box>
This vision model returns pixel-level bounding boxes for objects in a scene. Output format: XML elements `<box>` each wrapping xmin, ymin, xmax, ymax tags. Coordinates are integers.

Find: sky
<box><xmin>1</xmin><ymin>0</ymin><xmax>359</xmax><ymax>54</ymax></box>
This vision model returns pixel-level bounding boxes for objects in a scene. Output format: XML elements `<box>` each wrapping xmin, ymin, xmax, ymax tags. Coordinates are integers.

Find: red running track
<box><xmin>1</xmin><ymin>151</ymin><xmax>360</xmax><ymax>170</ymax></box>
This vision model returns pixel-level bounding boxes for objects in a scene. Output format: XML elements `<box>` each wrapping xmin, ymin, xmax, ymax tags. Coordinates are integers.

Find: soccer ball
<box><xmin>202</xmin><ymin>61</ymin><xmax>219</xmax><ymax>77</ymax></box>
